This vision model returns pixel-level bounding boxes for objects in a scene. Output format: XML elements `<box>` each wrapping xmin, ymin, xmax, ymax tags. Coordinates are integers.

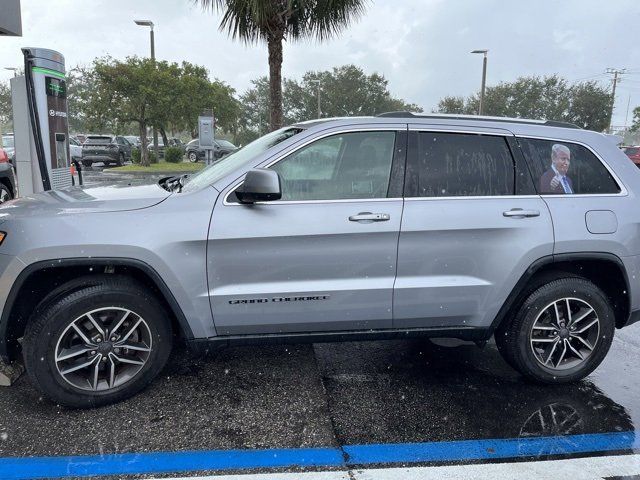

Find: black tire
<box><xmin>117</xmin><ymin>153</ymin><xmax>125</xmax><ymax>166</ymax></box>
<box><xmin>23</xmin><ymin>275</ymin><xmax>172</xmax><ymax>408</ymax></box>
<box><xmin>495</xmin><ymin>277</ymin><xmax>614</xmax><ymax>384</ymax></box>
<box><xmin>0</xmin><ymin>183</ymin><xmax>12</xmax><ymax>204</ymax></box>
<box><xmin>188</xmin><ymin>151</ymin><xmax>198</xmax><ymax>163</ymax></box>
<box><xmin>82</xmin><ymin>160</ymin><xmax>92</xmax><ymax>168</ymax></box>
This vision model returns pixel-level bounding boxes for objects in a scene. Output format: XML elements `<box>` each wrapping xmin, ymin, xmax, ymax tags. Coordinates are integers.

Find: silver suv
<box><xmin>1</xmin><ymin>113</ymin><xmax>638</xmax><ymax>408</ymax></box>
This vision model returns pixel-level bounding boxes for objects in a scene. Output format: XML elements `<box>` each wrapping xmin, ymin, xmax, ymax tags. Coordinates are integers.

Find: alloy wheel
<box><xmin>54</xmin><ymin>307</ymin><xmax>152</xmax><ymax>392</ymax></box>
<box><xmin>529</xmin><ymin>297</ymin><xmax>600</xmax><ymax>371</ymax></box>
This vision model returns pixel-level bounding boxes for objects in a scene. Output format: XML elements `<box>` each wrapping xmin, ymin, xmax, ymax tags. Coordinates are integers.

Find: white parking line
<box><xmin>153</xmin><ymin>453</ymin><xmax>640</xmax><ymax>480</ymax></box>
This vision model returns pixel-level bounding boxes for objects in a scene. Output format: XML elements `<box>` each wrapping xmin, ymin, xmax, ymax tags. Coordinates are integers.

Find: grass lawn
<box><xmin>109</xmin><ymin>162</ymin><xmax>205</xmax><ymax>173</ymax></box>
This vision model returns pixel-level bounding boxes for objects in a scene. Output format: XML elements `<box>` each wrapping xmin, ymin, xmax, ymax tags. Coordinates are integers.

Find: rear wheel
<box><xmin>23</xmin><ymin>276</ymin><xmax>172</xmax><ymax>408</ymax></box>
<box><xmin>82</xmin><ymin>160</ymin><xmax>92</xmax><ymax>168</ymax></box>
<box><xmin>188</xmin><ymin>151</ymin><xmax>198</xmax><ymax>162</ymax></box>
<box><xmin>495</xmin><ymin>277</ymin><xmax>614</xmax><ymax>383</ymax></box>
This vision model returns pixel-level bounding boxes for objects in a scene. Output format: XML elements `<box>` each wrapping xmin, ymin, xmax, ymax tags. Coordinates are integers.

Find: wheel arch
<box><xmin>0</xmin><ymin>258</ymin><xmax>194</xmax><ymax>362</ymax></box>
<box><xmin>490</xmin><ymin>252</ymin><xmax>631</xmax><ymax>337</ymax></box>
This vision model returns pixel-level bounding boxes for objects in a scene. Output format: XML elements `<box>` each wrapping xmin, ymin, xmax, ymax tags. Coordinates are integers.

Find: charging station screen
<box><xmin>45</xmin><ymin>77</ymin><xmax>67</xmax><ymax>98</ymax></box>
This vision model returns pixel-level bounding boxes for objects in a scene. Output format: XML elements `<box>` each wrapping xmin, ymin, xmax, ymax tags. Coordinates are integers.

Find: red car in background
<box><xmin>622</xmin><ymin>146</ymin><xmax>640</xmax><ymax>167</ymax></box>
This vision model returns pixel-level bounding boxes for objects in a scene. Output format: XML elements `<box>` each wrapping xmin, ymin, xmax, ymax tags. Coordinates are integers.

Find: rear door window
<box><xmin>518</xmin><ymin>137</ymin><xmax>621</xmax><ymax>195</ymax></box>
<box><xmin>405</xmin><ymin>132</ymin><xmax>515</xmax><ymax>197</ymax></box>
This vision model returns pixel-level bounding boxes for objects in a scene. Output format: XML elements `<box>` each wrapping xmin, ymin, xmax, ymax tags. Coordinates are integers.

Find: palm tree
<box><xmin>198</xmin><ymin>0</ymin><xmax>368</xmax><ymax>131</ymax></box>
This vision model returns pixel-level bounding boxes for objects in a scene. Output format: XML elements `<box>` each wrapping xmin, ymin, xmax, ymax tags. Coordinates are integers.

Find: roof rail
<box><xmin>376</xmin><ymin>111</ymin><xmax>581</xmax><ymax>129</ymax></box>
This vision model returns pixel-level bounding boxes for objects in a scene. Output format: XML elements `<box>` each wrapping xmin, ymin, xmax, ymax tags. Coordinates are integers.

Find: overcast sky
<box><xmin>1</xmin><ymin>0</ymin><xmax>639</xmax><ymax>126</ymax></box>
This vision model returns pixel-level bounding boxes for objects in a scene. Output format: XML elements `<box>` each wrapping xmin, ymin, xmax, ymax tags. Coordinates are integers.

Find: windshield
<box><xmin>182</xmin><ymin>127</ymin><xmax>302</xmax><ymax>192</ymax></box>
<box><xmin>217</xmin><ymin>139</ymin><xmax>236</xmax><ymax>148</ymax></box>
<box><xmin>85</xmin><ymin>136</ymin><xmax>112</xmax><ymax>144</ymax></box>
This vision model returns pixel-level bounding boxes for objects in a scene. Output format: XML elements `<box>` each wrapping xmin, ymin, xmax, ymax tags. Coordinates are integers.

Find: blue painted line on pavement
<box><xmin>0</xmin><ymin>431</ymin><xmax>636</xmax><ymax>479</ymax></box>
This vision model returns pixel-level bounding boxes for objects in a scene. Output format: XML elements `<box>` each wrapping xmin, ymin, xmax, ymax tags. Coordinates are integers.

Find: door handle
<box><xmin>349</xmin><ymin>212</ymin><xmax>390</xmax><ymax>222</ymax></box>
<box><xmin>503</xmin><ymin>208</ymin><xmax>540</xmax><ymax>218</ymax></box>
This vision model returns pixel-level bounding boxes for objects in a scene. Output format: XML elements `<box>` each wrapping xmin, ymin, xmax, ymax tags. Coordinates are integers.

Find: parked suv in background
<box><xmin>186</xmin><ymin>138</ymin><xmax>237</xmax><ymax>162</ymax></box>
<box><xmin>0</xmin><ymin>113</ymin><xmax>639</xmax><ymax>408</ymax></box>
<box><xmin>622</xmin><ymin>146</ymin><xmax>640</xmax><ymax>167</ymax></box>
<box><xmin>81</xmin><ymin>135</ymin><xmax>132</xmax><ymax>167</ymax></box>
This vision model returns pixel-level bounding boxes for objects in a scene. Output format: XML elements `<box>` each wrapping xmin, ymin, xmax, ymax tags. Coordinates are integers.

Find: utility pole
<box><xmin>606</xmin><ymin>67</ymin><xmax>626</xmax><ymax>133</ymax></box>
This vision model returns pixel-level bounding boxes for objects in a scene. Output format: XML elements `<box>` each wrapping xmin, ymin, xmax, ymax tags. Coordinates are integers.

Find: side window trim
<box><xmin>516</xmin><ymin>135</ymin><xmax>627</xmax><ymax>197</ymax></box>
<box><xmin>404</xmin><ymin>129</ymin><xmax>518</xmax><ymax>199</ymax></box>
<box><xmin>223</xmin><ymin>127</ymin><xmax>407</xmax><ymax>205</ymax></box>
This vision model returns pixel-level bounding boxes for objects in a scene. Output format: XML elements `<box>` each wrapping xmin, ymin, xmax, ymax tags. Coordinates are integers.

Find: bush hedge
<box><xmin>165</xmin><ymin>147</ymin><xmax>183</xmax><ymax>164</ymax></box>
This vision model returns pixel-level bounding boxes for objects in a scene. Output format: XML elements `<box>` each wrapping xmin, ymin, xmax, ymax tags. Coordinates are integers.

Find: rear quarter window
<box><xmin>518</xmin><ymin>137</ymin><xmax>620</xmax><ymax>195</ymax></box>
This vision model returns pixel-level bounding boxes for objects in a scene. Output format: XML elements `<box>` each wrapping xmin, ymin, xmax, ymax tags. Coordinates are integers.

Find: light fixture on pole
<box><xmin>471</xmin><ymin>49</ymin><xmax>488</xmax><ymax>115</ymax></box>
<box><xmin>134</xmin><ymin>19</ymin><xmax>158</xmax><ymax>162</ymax></box>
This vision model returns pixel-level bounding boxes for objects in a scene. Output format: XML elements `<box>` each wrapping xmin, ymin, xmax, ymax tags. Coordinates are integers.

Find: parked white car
<box><xmin>69</xmin><ymin>136</ymin><xmax>82</xmax><ymax>161</ymax></box>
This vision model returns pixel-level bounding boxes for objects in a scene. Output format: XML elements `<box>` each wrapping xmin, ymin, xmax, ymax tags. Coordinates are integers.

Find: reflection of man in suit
<box><xmin>539</xmin><ymin>144</ymin><xmax>573</xmax><ymax>194</ymax></box>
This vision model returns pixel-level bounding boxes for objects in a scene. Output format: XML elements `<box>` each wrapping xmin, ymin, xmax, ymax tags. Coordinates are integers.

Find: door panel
<box><xmin>209</xmin><ymin>200</ymin><xmax>403</xmax><ymax>334</ymax></box>
<box><xmin>394</xmin><ymin>197</ymin><xmax>553</xmax><ymax>329</ymax></box>
<box><xmin>393</xmin><ymin>128</ymin><xmax>554</xmax><ymax>330</ymax></box>
<box><xmin>207</xmin><ymin>128</ymin><xmax>407</xmax><ymax>335</ymax></box>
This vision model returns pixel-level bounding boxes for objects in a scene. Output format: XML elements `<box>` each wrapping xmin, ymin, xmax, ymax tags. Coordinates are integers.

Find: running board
<box><xmin>186</xmin><ymin>326</ymin><xmax>488</xmax><ymax>355</ymax></box>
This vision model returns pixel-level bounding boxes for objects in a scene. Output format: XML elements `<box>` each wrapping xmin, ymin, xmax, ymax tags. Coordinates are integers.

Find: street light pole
<box><xmin>135</xmin><ymin>19</ymin><xmax>158</xmax><ymax>163</ymax></box>
<box><xmin>4</xmin><ymin>67</ymin><xmax>18</xmax><ymax>77</ymax></box>
<box><xmin>471</xmin><ymin>49</ymin><xmax>488</xmax><ymax>115</ymax></box>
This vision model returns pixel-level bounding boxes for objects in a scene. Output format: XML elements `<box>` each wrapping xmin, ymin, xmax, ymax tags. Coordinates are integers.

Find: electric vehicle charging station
<box><xmin>198</xmin><ymin>113</ymin><xmax>215</xmax><ymax>166</ymax></box>
<box><xmin>10</xmin><ymin>47</ymin><xmax>75</xmax><ymax>196</ymax></box>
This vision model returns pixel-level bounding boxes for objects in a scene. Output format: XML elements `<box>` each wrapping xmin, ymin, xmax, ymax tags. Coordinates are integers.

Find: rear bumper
<box><xmin>82</xmin><ymin>154</ymin><xmax>118</xmax><ymax>162</ymax></box>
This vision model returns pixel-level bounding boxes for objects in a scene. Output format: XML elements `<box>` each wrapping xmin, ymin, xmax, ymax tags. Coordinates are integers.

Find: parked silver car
<box><xmin>0</xmin><ymin>113</ymin><xmax>638</xmax><ymax>407</ymax></box>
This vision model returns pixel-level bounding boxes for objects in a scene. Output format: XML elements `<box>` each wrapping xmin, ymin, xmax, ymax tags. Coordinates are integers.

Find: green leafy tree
<box><xmin>198</xmin><ymin>0</ymin><xmax>368</xmax><ymax>131</ymax></box>
<box><xmin>0</xmin><ymin>81</ymin><xmax>13</xmax><ymax>133</ymax></box>
<box><xmin>298</xmin><ymin>65</ymin><xmax>422</xmax><ymax>118</ymax></box>
<box><xmin>567</xmin><ymin>81</ymin><xmax>613</xmax><ymax>132</ymax></box>
<box><xmin>436</xmin><ymin>75</ymin><xmax>612</xmax><ymax>132</ymax></box>
<box><xmin>434</xmin><ymin>96</ymin><xmax>467</xmax><ymax>115</ymax></box>
<box><xmin>629</xmin><ymin>106</ymin><xmax>640</xmax><ymax>132</ymax></box>
<box><xmin>87</xmin><ymin>56</ymin><xmax>173</xmax><ymax>165</ymax></box>
<box><xmin>238</xmin><ymin>64</ymin><xmax>421</xmax><ymax>140</ymax></box>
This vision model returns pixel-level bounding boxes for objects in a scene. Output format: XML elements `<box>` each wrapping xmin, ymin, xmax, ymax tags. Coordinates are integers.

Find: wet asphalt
<box><xmin>0</xmin><ymin>165</ymin><xmax>639</xmax><ymax>476</ymax></box>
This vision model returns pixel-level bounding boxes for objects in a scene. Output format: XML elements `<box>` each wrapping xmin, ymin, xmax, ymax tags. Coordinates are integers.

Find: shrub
<box><xmin>131</xmin><ymin>148</ymin><xmax>157</xmax><ymax>164</ymax></box>
<box><xmin>131</xmin><ymin>148</ymin><xmax>141</xmax><ymax>164</ymax></box>
<box><xmin>165</xmin><ymin>146</ymin><xmax>183</xmax><ymax>164</ymax></box>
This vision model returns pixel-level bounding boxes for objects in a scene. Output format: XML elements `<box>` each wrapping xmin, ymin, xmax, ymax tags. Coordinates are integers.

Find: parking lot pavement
<box><xmin>0</xmin><ymin>322</ymin><xmax>639</xmax><ymax>479</ymax></box>
<box><xmin>4</xmin><ymin>168</ymin><xmax>640</xmax><ymax>477</ymax></box>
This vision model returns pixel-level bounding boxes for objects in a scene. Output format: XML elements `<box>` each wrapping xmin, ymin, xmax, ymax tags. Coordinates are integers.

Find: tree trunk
<box><xmin>159</xmin><ymin>126</ymin><xmax>169</xmax><ymax>147</ymax></box>
<box><xmin>139</xmin><ymin>121</ymin><xmax>149</xmax><ymax>167</ymax></box>
<box><xmin>267</xmin><ymin>34</ymin><xmax>284</xmax><ymax>131</ymax></box>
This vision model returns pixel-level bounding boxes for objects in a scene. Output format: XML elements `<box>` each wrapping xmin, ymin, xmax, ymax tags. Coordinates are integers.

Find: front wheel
<box><xmin>0</xmin><ymin>184</ymin><xmax>12</xmax><ymax>204</ymax></box>
<box><xmin>116</xmin><ymin>153</ymin><xmax>125</xmax><ymax>166</ymax></box>
<box><xmin>23</xmin><ymin>276</ymin><xmax>172</xmax><ymax>408</ymax></box>
<box><xmin>495</xmin><ymin>277</ymin><xmax>614</xmax><ymax>384</ymax></box>
<box><xmin>188</xmin><ymin>151</ymin><xmax>198</xmax><ymax>163</ymax></box>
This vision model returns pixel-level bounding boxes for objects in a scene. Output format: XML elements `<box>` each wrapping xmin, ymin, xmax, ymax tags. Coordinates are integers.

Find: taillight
<box><xmin>0</xmin><ymin>149</ymin><xmax>8</xmax><ymax>164</ymax></box>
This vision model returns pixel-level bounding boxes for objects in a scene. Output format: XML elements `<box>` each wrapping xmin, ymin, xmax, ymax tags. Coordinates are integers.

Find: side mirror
<box><xmin>236</xmin><ymin>169</ymin><xmax>282</xmax><ymax>204</ymax></box>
